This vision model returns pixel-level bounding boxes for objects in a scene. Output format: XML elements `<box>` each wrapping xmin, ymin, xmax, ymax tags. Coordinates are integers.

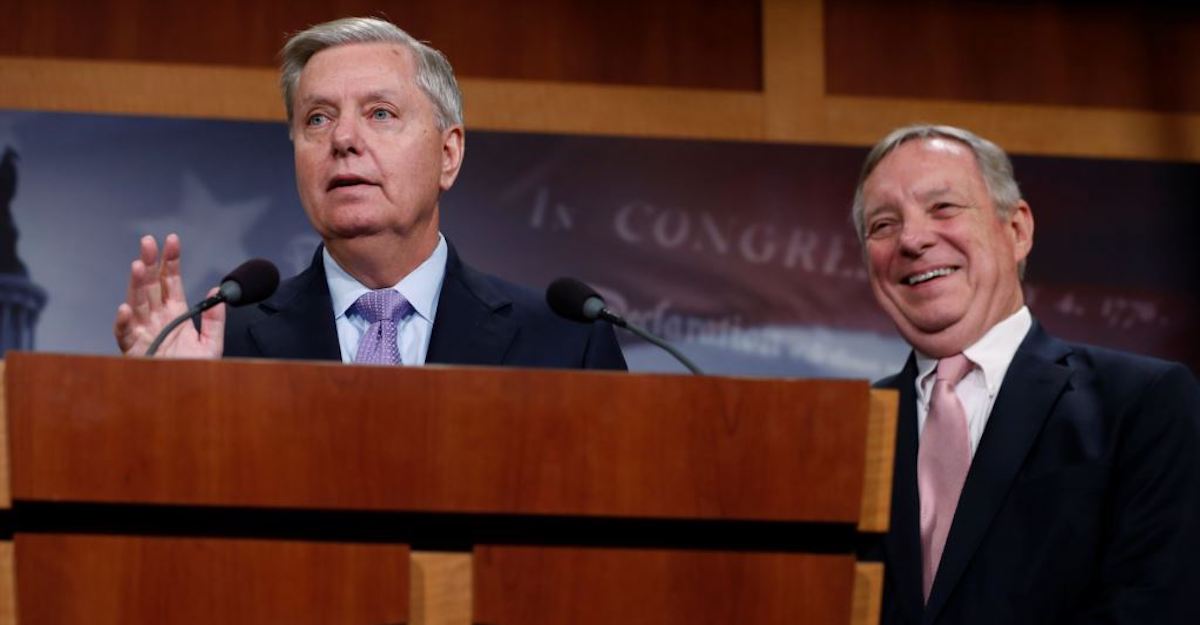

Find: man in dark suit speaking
<box><xmin>854</xmin><ymin>124</ymin><xmax>1200</xmax><ymax>624</ymax></box>
<box><xmin>113</xmin><ymin>17</ymin><xmax>625</xmax><ymax>370</ymax></box>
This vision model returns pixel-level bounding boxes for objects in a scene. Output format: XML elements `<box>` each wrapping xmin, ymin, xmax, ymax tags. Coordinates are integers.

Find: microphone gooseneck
<box><xmin>145</xmin><ymin>258</ymin><xmax>280</xmax><ymax>356</ymax></box>
<box><xmin>545</xmin><ymin>277</ymin><xmax>704</xmax><ymax>375</ymax></box>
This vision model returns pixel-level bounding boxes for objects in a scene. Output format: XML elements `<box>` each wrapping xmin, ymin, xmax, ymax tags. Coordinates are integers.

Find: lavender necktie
<box><xmin>351</xmin><ymin>289</ymin><xmax>413</xmax><ymax>365</ymax></box>
<box><xmin>917</xmin><ymin>353</ymin><xmax>973</xmax><ymax>602</ymax></box>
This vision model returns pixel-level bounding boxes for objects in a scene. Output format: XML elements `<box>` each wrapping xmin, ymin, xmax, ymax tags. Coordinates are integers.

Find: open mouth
<box><xmin>327</xmin><ymin>175</ymin><xmax>376</xmax><ymax>191</ymax></box>
<box><xmin>904</xmin><ymin>266</ymin><xmax>958</xmax><ymax>286</ymax></box>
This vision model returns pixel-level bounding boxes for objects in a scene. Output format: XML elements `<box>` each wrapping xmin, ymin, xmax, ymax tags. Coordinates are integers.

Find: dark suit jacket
<box><xmin>223</xmin><ymin>243</ymin><xmax>627</xmax><ymax>370</ymax></box>
<box><xmin>877</xmin><ymin>321</ymin><xmax>1200</xmax><ymax>625</ymax></box>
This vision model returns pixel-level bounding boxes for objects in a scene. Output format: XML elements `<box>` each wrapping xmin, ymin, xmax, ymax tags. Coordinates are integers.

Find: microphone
<box><xmin>214</xmin><ymin>258</ymin><xmax>279</xmax><ymax>307</ymax></box>
<box><xmin>546</xmin><ymin>277</ymin><xmax>704</xmax><ymax>375</ymax></box>
<box><xmin>145</xmin><ymin>259</ymin><xmax>280</xmax><ymax>356</ymax></box>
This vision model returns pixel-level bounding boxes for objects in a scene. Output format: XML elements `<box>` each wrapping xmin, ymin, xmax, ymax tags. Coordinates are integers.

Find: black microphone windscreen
<box><xmin>221</xmin><ymin>258</ymin><xmax>280</xmax><ymax>306</ymax></box>
<box><xmin>546</xmin><ymin>277</ymin><xmax>603</xmax><ymax>323</ymax></box>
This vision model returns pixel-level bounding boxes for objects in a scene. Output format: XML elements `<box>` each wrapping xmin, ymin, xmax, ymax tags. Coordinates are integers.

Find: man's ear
<box><xmin>1009</xmin><ymin>200</ymin><xmax>1034</xmax><ymax>263</ymax></box>
<box><xmin>439</xmin><ymin>125</ymin><xmax>465</xmax><ymax>191</ymax></box>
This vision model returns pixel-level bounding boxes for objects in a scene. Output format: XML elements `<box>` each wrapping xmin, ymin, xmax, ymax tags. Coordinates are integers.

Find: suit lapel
<box><xmin>245</xmin><ymin>247</ymin><xmax>342</xmax><ymax>361</ymax></box>
<box><xmin>426</xmin><ymin>243</ymin><xmax>518</xmax><ymax>366</ymax></box>
<box><xmin>922</xmin><ymin>322</ymin><xmax>1072</xmax><ymax>624</ymax></box>
<box><xmin>883</xmin><ymin>355</ymin><xmax>929</xmax><ymax>625</ymax></box>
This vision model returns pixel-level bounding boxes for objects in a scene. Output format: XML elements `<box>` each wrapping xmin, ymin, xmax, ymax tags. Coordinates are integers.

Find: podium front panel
<box><xmin>7</xmin><ymin>354</ymin><xmax>871</xmax><ymax>524</ymax></box>
<box><xmin>473</xmin><ymin>545</ymin><xmax>855</xmax><ymax>625</ymax></box>
<box><xmin>14</xmin><ymin>534</ymin><xmax>409</xmax><ymax>625</ymax></box>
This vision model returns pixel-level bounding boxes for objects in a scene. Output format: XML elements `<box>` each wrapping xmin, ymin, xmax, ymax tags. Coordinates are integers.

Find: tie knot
<box><xmin>936</xmin><ymin>353</ymin><xmax>972</xmax><ymax>386</ymax></box>
<box><xmin>352</xmin><ymin>289</ymin><xmax>412</xmax><ymax>323</ymax></box>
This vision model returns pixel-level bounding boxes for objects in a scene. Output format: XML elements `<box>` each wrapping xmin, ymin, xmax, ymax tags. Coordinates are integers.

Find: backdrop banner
<box><xmin>1</xmin><ymin>110</ymin><xmax>1195</xmax><ymax>377</ymax></box>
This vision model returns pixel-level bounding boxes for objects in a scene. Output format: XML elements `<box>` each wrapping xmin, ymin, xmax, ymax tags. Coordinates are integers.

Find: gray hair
<box><xmin>850</xmin><ymin>124</ymin><xmax>1023</xmax><ymax>243</ymax></box>
<box><xmin>279</xmin><ymin>17</ymin><xmax>463</xmax><ymax>130</ymax></box>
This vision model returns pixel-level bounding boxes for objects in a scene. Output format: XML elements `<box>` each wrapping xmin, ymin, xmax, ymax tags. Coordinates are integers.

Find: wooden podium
<box><xmin>0</xmin><ymin>352</ymin><xmax>896</xmax><ymax>625</ymax></box>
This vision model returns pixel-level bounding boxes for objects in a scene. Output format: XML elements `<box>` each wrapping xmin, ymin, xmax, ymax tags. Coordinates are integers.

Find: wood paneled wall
<box><xmin>825</xmin><ymin>0</ymin><xmax>1200</xmax><ymax>113</ymax></box>
<box><xmin>2</xmin><ymin>0</ymin><xmax>761</xmax><ymax>90</ymax></box>
<box><xmin>2</xmin><ymin>0</ymin><xmax>1199</xmax><ymax>161</ymax></box>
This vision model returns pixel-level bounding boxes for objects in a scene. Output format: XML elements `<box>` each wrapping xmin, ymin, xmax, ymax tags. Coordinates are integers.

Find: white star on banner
<box><xmin>133</xmin><ymin>172</ymin><xmax>270</xmax><ymax>298</ymax></box>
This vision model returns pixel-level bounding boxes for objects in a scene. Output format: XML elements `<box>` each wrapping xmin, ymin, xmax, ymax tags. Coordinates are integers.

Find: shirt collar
<box><xmin>325</xmin><ymin>234</ymin><xmax>448</xmax><ymax>323</ymax></box>
<box><xmin>914</xmin><ymin>306</ymin><xmax>1033</xmax><ymax>398</ymax></box>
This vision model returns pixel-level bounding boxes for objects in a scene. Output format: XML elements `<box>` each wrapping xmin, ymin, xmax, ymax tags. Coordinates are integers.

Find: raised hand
<box><xmin>113</xmin><ymin>233</ymin><xmax>225</xmax><ymax>358</ymax></box>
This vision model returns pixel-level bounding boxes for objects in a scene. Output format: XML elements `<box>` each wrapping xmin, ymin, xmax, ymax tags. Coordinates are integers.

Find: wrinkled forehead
<box><xmin>863</xmin><ymin>137</ymin><xmax>984</xmax><ymax>203</ymax></box>
<box><xmin>297</xmin><ymin>42</ymin><xmax>417</xmax><ymax>97</ymax></box>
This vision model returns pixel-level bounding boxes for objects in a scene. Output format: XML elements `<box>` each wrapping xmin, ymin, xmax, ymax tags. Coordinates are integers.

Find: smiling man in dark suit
<box><xmin>854</xmin><ymin>124</ymin><xmax>1200</xmax><ymax>625</ymax></box>
<box><xmin>113</xmin><ymin>17</ymin><xmax>624</xmax><ymax>370</ymax></box>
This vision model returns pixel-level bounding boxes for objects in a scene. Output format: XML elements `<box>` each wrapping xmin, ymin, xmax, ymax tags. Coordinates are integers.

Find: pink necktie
<box><xmin>918</xmin><ymin>353</ymin><xmax>973</xmax><ymax>602</ymax></box>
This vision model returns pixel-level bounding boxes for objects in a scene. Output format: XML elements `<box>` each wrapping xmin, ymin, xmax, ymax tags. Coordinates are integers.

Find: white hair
<box><xmin>279</xmin><ymin>17</ymin><xmax>463</xmax><ymax>130</ymax></box>
<box><xmin>850</xmin><ymin>124</ymin><xmax>1028</xmax><ymax>277</ymax></box>
<box><xmin>851</xmin><ymin>124</ymin><xmax>1023</xmax><ymax>243</ymax></box>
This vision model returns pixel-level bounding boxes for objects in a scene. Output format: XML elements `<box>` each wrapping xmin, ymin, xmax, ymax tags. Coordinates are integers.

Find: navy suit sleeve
<box><xmin>1072</xmin><ymin>363</ymin><xmax>1200</xmax><ymax>625</ymax></box>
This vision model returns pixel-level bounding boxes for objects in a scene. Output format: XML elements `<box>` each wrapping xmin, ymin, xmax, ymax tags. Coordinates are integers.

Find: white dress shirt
<box><xmin>914</xmin><ymin>306</ymin><xmax>1033</xmax><ymax>458</ymax></box>
<box><xmin>324</xmin><ymin>234</ymin><xmax>447</xmax><ymax>365</ymax></box>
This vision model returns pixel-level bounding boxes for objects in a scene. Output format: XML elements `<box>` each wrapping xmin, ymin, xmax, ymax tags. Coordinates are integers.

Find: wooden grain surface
<box><xmin>852</xmin><ymin>562</ymin><xmax>884</xmax><ymax>625</ymax></box>
<box><xmin>6</xmin><ymin>353</ymin><xmax>871</xmax><ymax>523</ymax></box>
<box><xmin>825</xmin><ymin>0</ymin><xmax>1200</xmax><ymax>113</ymax></box>
<box><xmin>14</xmin><ymin>534</ymin><xmax>408</xmax><ymax>625</ymax></box>
<box><xmin>411</xmin><ymin>551</ymin><xmax>472</xmax><ymax>625</ymax></box>
<box><xmin>0</xmin><ymin>0</ymin><xmax>761</xmax><ymax>91</ymax></box>
<box><xmin>859</xmin><ymin>389</ymin><xmax>897</xmax><ymax>533</ymax></box>
<box><xmin>5</xmin><ymin>0</ymin><xmax>1200</xmax><ymax>162</ymax></box>
<box><xmin>474</xmin><ymin>545</ymin><xmax>856</xmax><ymax>625</ymax></box>
<box><xmin>0</xmin><ymin>361</ymin><xmax>8</xmax><ymax>509</ymax></box>
<box><xmin>0</xmin><ymin>365</ymin><xmax>16</xmax><ymax>625</ymax></box>
<box><xmin>0</xmin><ymin>542</ymin><xmax>14</xmax><ymax>625</ymax></box>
